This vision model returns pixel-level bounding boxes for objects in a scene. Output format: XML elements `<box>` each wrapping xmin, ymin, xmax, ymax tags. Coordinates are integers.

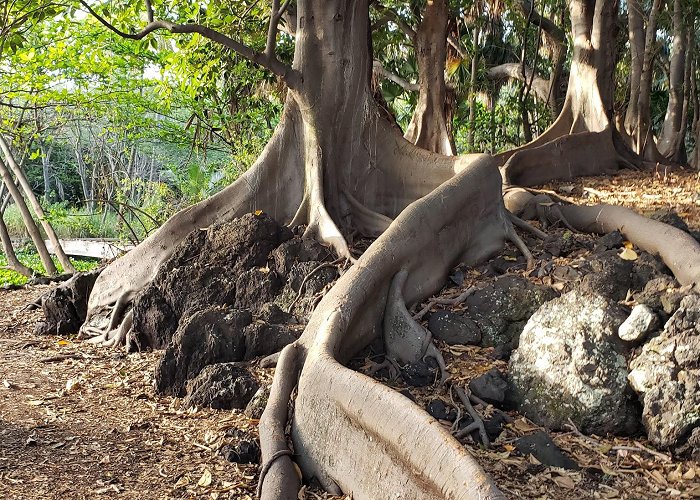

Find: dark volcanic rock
<box><xmin>463</xmin><ymin>275</ymin><xmax>557</xmax><ymax>353</ymax></box>
<box><xmin>234</xmin><ymin>269</ymin><xmax>282</xmax><ymax>312</ymax></box>
<box><xmin>401</xmin><ymin>359</ymin><xmax>438</xmax><ymax>387</ymax></box>
<box><xmin>593</xmin><ymin>231</ymin><xmax>625</xmax><ymax>254</ymax></box>
<box><xmin>427</xmin><ymin>399</ymin><xmax>455</xmax><ymax>421</ymax></box>
<box><xmin>35</xmin><ymin>270</ymin><xmax>100</xmax><ymax>336</ymax></box>
<box><xmin>428</xmin><ymin>311</ymin><xmax>481</xmax><ymax>345</ymax></box>
<box><xmin>258</xmin><ymin>302</ymin><xmax>295</xmax><ymax>324</ymax></box>
<box><xmin>469</xmin><ymin>369</ymin><xmax>508</xmax><ymax>405</ymax></box>
<box><xmin>243</xmin><ymin>321</ymin><xmax>302</xmax><ymax>360</ymax></box>
<box><xmin>154</xmin><ymin>306</ymin><xmax>248</xmax><ymax>397</ymax></box>
<box><xmin>515</xmin><ymin>431</ymin><xmax>579</xmax><ymax>470</ymax></box>
<box><xmin>578</xmin><ymin>250</ymin><xmax>632</xmax><ymax>301</ymax></box>
<box><xmin>219</xmin><ymin>430</ymin><xmax>260</xmax><ymax>464</ymax></box>
<box><xmin>131</xmin><ymin>213</ymin><xmax>289</xmax><ymax>349</ymax></box>
<box><xmin>508</xmin><ymin>290</ymin><xmax>640</xmax><ymax>436</ymax></box>
<box><xmin>649</xmin><ymin>208</ymin><xmax>690</xmax><ymax>233</ymax></box>
<box><xmin>131</xmin><ymin>283</ymin><xmax>177</xmax><ymax>349</ymax></box>
<box><xmin>629</xmin><ymin>294</ymin><xmax>700</xmax><ymax>453</ymax></box>
<box><xmin>244</xmin><ymin>385</ymin><xmax>270</xmax><ymax>420</ymax></box>
<box><xmin>183</xmin><ymin>363</ymin><xmax>258</xmax><ymax>410</ymax></box>
<box><xmin>272</xmin><ymin>238</ymin><xmax>330</xmax><ymax>276</ymax></box>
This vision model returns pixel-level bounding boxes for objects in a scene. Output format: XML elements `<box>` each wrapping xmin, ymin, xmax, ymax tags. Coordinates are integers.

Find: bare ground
<box><xmin>1</xmin><ymin>169</ymin><xmax>699</xmax><ymax>500</ymax></box>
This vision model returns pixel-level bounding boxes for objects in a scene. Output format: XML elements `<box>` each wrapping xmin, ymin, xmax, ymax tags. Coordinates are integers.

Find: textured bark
<box><xmin>498</xmin><ymin>0</ymin><xmax>634</xmax><ymax>185</ymax></box>
<box><xmin>624</xmin><ymin>0</ymin><xmax>645</xmax><ymax>139</ymax></box>
<box><xmin>403</xmin><ymin>0</ymin><xmax>456</xmax><ymax>156</ymax></box>
<box><xmin>634</xmin><ymin>0</ymin><xmax>664</xmax><ymax>161</ymax></box>
<box><xmin>657</xmin><ymin>0</ymin><xmax>687</xmax><ymax>160</ymax></box>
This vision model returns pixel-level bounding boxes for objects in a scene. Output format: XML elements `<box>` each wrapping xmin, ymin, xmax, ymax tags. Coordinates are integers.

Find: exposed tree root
<box><xmin>384</xmin><ymin>269</ymin><xmax>448</xmax><ymax>385</ymax></box>
<box><xmin>559</xmin><ymin>204</ymin><xmax>700</xmax><ymax>286</ymax></box>
<box><xmin>454</xmin><ymin>387</ymin><xmax>490</xmax><ymax>447</ymax></box>
<box><xmin>259</xmin><ymin>154</ymin><xmax>508</xmax><ymax>499</ymax></box>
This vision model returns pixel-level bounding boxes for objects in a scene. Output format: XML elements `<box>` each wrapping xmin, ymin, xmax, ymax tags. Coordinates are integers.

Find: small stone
<box><xmin>244</xmin><ymin>385</ymin><xmax>270</xmax><ymax>420</ymax></box>
<box><xmin>400</xmin><ymin>360</ymin><xmax>437</xmax><ymax>387</ymax></box>
<box><xmin>515</xmin><ymin>431</ymin><xmax>579</xmax><ymax>470</ymax></box>
<box><xmin>469</xmin><ymin>369</ymin><xmax>508</xmax><ymax>405</ymax></box>
<box><xmin>618</xmin><ymin>304</ymin><xmax>659</xmax><ymax>342</ymax></box>
<box><xmin>427</xmin><ymin>399</ymin><xmax>453</xmax><ymax>421</ymax></box>
<box><xmin>219</xmin><ymin>439</ymin><xmax>260</xmax><ymax>464</ymax></box>
<box><xmin>484</xmin><ymin>413</ymin><xmax>508</xmax><ymax>441</ymax></box>
<box><xmin>428</xmin><ymin>311</ymin><xmax>481</xmax><ymax>345</ymax></box>
<box><xmin>183</xmin><ymin>363</ymin><xmax>258</xmax><ymax>410</ymax></box>
<box><xmin>593</xmin><ymin>231</ymin><xmax>624</xmax><ymax>253</ymax></box>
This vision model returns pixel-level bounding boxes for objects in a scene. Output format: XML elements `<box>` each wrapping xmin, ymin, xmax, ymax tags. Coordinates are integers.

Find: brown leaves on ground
<box><xmin>1</xmin><ymin>170</ymin><xmax>699</xmax><ymax>500</ymax></box>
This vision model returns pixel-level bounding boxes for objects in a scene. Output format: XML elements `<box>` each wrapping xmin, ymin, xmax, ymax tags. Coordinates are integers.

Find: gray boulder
<box><xmin>628</xmin><ymin>294</ymin><xmax>700</xmax><ymax>452</ymax></box>
<box><xmin>428</xmin><ymin>311</ymin><xmax>481</xmax><ymax>345</ymax></box>
<box><xmin>508</xmin><ymin>290</ymin><xmax>640</xmax><ymax>435</ymax></box>
<box><xmin>463</xmin><ymin>275</ymin><xmax>557</xmax><ymax>353</ymax></box>
<box><xmin>183</xmin><ymin>363</ymin><xmax>258</xmax><ymax>410</ymax></box>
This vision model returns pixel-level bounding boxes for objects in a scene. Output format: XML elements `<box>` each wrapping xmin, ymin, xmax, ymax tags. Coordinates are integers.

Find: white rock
<box><xmin>618</xmin><ymin>304</ymin><xmax>659</xmax><ymax>342</ymax></box>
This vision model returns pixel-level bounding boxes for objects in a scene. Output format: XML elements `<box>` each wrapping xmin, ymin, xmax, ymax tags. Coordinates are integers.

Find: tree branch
<box><xmin>374</xmin><ymin>3</ymin><xmax>417</xmax><ymax>40</ymax></box>
<box><xmin>79</xmin><ymin>0</ymin><xmax>298</xmax><ymax>87</ymax></box>
<box><xmin>373</xmin><ymin>61</ymin><xmax>419</xmax><ymax>91</ymax></box>
<box><xmin>486</xmin><ymin>63</ymin><xmax>551</xmax><ymax>104</ymax></box>
<box><xmin>265</xmin><ymin>0</ymin><xmax>291</xmax><ymax>57</ymax></box>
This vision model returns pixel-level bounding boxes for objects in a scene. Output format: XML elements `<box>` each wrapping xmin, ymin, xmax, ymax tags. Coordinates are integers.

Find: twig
<box><xmin>39</xmin><ymin>353</ymin><xmax>85</xmax><ymax>363</ymax></box>
<box><xmin>287</xmin><ymin>258</ymin><xmax>342</xmax><ymax>313</ymax></box>
<box><xmin>413</xmin><ymin>286</ymin><xmax>476</xmax><ymax>320</ymax></box>
<box><xmin>454</xmin><ymin>387</ymin><xmax>490</xmax><ymax>447</ymax></box>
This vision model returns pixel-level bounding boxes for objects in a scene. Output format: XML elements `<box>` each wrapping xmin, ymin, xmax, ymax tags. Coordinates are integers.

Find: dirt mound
<box><xmin>126</xmin><ymin>212</ymin><xmax>337</xmax><ymax>404</ymax></box>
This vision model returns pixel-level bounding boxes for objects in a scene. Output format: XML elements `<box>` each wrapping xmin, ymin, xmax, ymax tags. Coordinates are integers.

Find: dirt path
<box><xmin>0</xmin><ymin>287</ymin><xmax>258</xmax><ymax>500</ymax></box>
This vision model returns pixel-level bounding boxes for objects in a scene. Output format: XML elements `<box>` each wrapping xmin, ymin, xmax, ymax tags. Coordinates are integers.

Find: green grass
<box><xmin>0</xmin><ymin>251</ymin><xmax>100</xmax><ymax>286</ymax></box>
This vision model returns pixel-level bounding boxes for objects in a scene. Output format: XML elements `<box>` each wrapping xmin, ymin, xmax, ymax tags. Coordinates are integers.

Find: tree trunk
<box><xmin>624</xmin><ymin>0</ymin><xmax>645</xmax><ymax>139</ymax></box>
<box><xmin>498</xmin><ymin>0</ymin><xmax>636</xmax><ymax>186</ymax></box>
<box><xmin>0</xmin><ymin>183</ymin><xmax>33</xmax><ymax>277</ymax></box>
<box><xmin>0</xmin><ymin>157</ymin><xmax>56</xmax><ymax>275</ymax></box>
<box><xmin>467</xmin><ymin>26</ymin><xmax>479</xmax><ymax>151</ymax></box>
<box><xmin>634</xmin><ymin>0</ymin><xmax>663</xmax><ymax>161</ymax></box>
<box><xmin>403</xmin><ymin>0</ymin><xmax>456</xmax><ymax>155</ymax></box>
<box><xmin>657</xmin><ymin>0</ymin><xmax>687</xmax><ymax>160</ymax></box>
<box><xmin>39</xmin><ymin>141</ymin><xmax>53</xmax><ymax>203</ymax></box>
<box><xmin>0</xmin><ymin>136</ymin><xmax>76</xmax><ymax>274</ymax></box>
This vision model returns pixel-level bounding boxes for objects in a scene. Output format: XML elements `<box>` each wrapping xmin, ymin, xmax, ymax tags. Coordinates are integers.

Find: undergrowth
<box><xmin>0</xmin><ymin>252</ymin><xmax>100</xmax><ymax>286</ymax></box>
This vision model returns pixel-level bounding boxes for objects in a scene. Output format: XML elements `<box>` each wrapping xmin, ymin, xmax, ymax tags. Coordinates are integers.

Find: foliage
<box><xmin>0</xmin><ymin>251</ymin><xmax>99</xmax><ymax>286</ymax></box>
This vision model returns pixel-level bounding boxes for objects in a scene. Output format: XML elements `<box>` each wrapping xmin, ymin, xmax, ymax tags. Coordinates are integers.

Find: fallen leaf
<box><xmin>198</xmin><ymin>469</ymin><xmax>212</xmax><ymax>487</ymax></box>
<box><xmin>2</xmin><ymin>379</ymin><xmax>15</xmax><ymax>389</ymax></box>
<box><xmin>619</xmin><ymin>247</ymin><xmax>638</xmax><ymax>261</ymax></box>
<box><xmin>552</xmin><ymin>474</ymin><xmax>576</xmax><ymax>489</ymax></box>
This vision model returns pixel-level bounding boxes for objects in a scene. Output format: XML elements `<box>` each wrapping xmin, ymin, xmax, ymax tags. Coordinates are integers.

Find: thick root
<box><xmin>263</xmin><ymin>154</ymin><xmax>507</xmax><ymax>499</ymax></box>
<box><xmin>559</xmin><ymin>204</ymin><xmax>700</xmax><ymax>286</ymax></box>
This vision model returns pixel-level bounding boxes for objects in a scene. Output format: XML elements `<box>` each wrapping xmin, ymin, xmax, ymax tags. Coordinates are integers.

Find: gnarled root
<box><xmin>559</xmin><ymin>204</ymin><xmax>700</xmax><ymax>286</ymax></box>
<box><xmin>259</xmin><ymin>154</ymin><xmax>508</xmax><ymax>499</ymax></box>
<box><xmin>384</xmin><ymin>269</ymin><xmax>447</xmax><ymax>385</ymax></box>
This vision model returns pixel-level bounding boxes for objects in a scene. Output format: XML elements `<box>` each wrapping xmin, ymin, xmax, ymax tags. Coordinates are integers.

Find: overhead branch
<box><xmin>79</xmin><ymin>0</ymin><xmax>298</xmax><ymax>87</ymax></box>
<box><xmin>514</xmin><ymin>0</ymin><xmax>565</xmax><ymax>46</ymax></box>
<box><xmin>486</xmin><ymin>63</ymin><xmax>551</xmax><ymax>104</ymax></box>
<box><xmin>374</xmin><ymin>4</ymin><xmax>417</xmax><ymax>40</ymax></box>
<box><xmin>265</xmin><ymin>0</ymin><xmax>291</xmax><ymax>57</ymax></box>
<box><xmin>373</xmin><ymin>61</ymin><xmax>419</xmax><ymax>91</ymax></box>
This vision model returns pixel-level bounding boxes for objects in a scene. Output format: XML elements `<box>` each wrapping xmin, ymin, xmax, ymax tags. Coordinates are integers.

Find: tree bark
<box><xmin>657</xmin><ymin>0</ymin><xmax>687</xmax><ymax>160</ymax></box>
<box><xmin>634</xmin><ymin>0</ymin><xmax>663</xmax><ymax>161</ymax></box>
<box><xmin>403</xmin><ymin>0</ymin><xmax>456</xmax><ymax>155</ymax></box>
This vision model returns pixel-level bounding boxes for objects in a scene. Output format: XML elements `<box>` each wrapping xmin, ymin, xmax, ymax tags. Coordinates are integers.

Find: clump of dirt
<box><xmin>127</xmin><ymin>212</ymin><xmax>340</xmax><ymax>408</ymax></box>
